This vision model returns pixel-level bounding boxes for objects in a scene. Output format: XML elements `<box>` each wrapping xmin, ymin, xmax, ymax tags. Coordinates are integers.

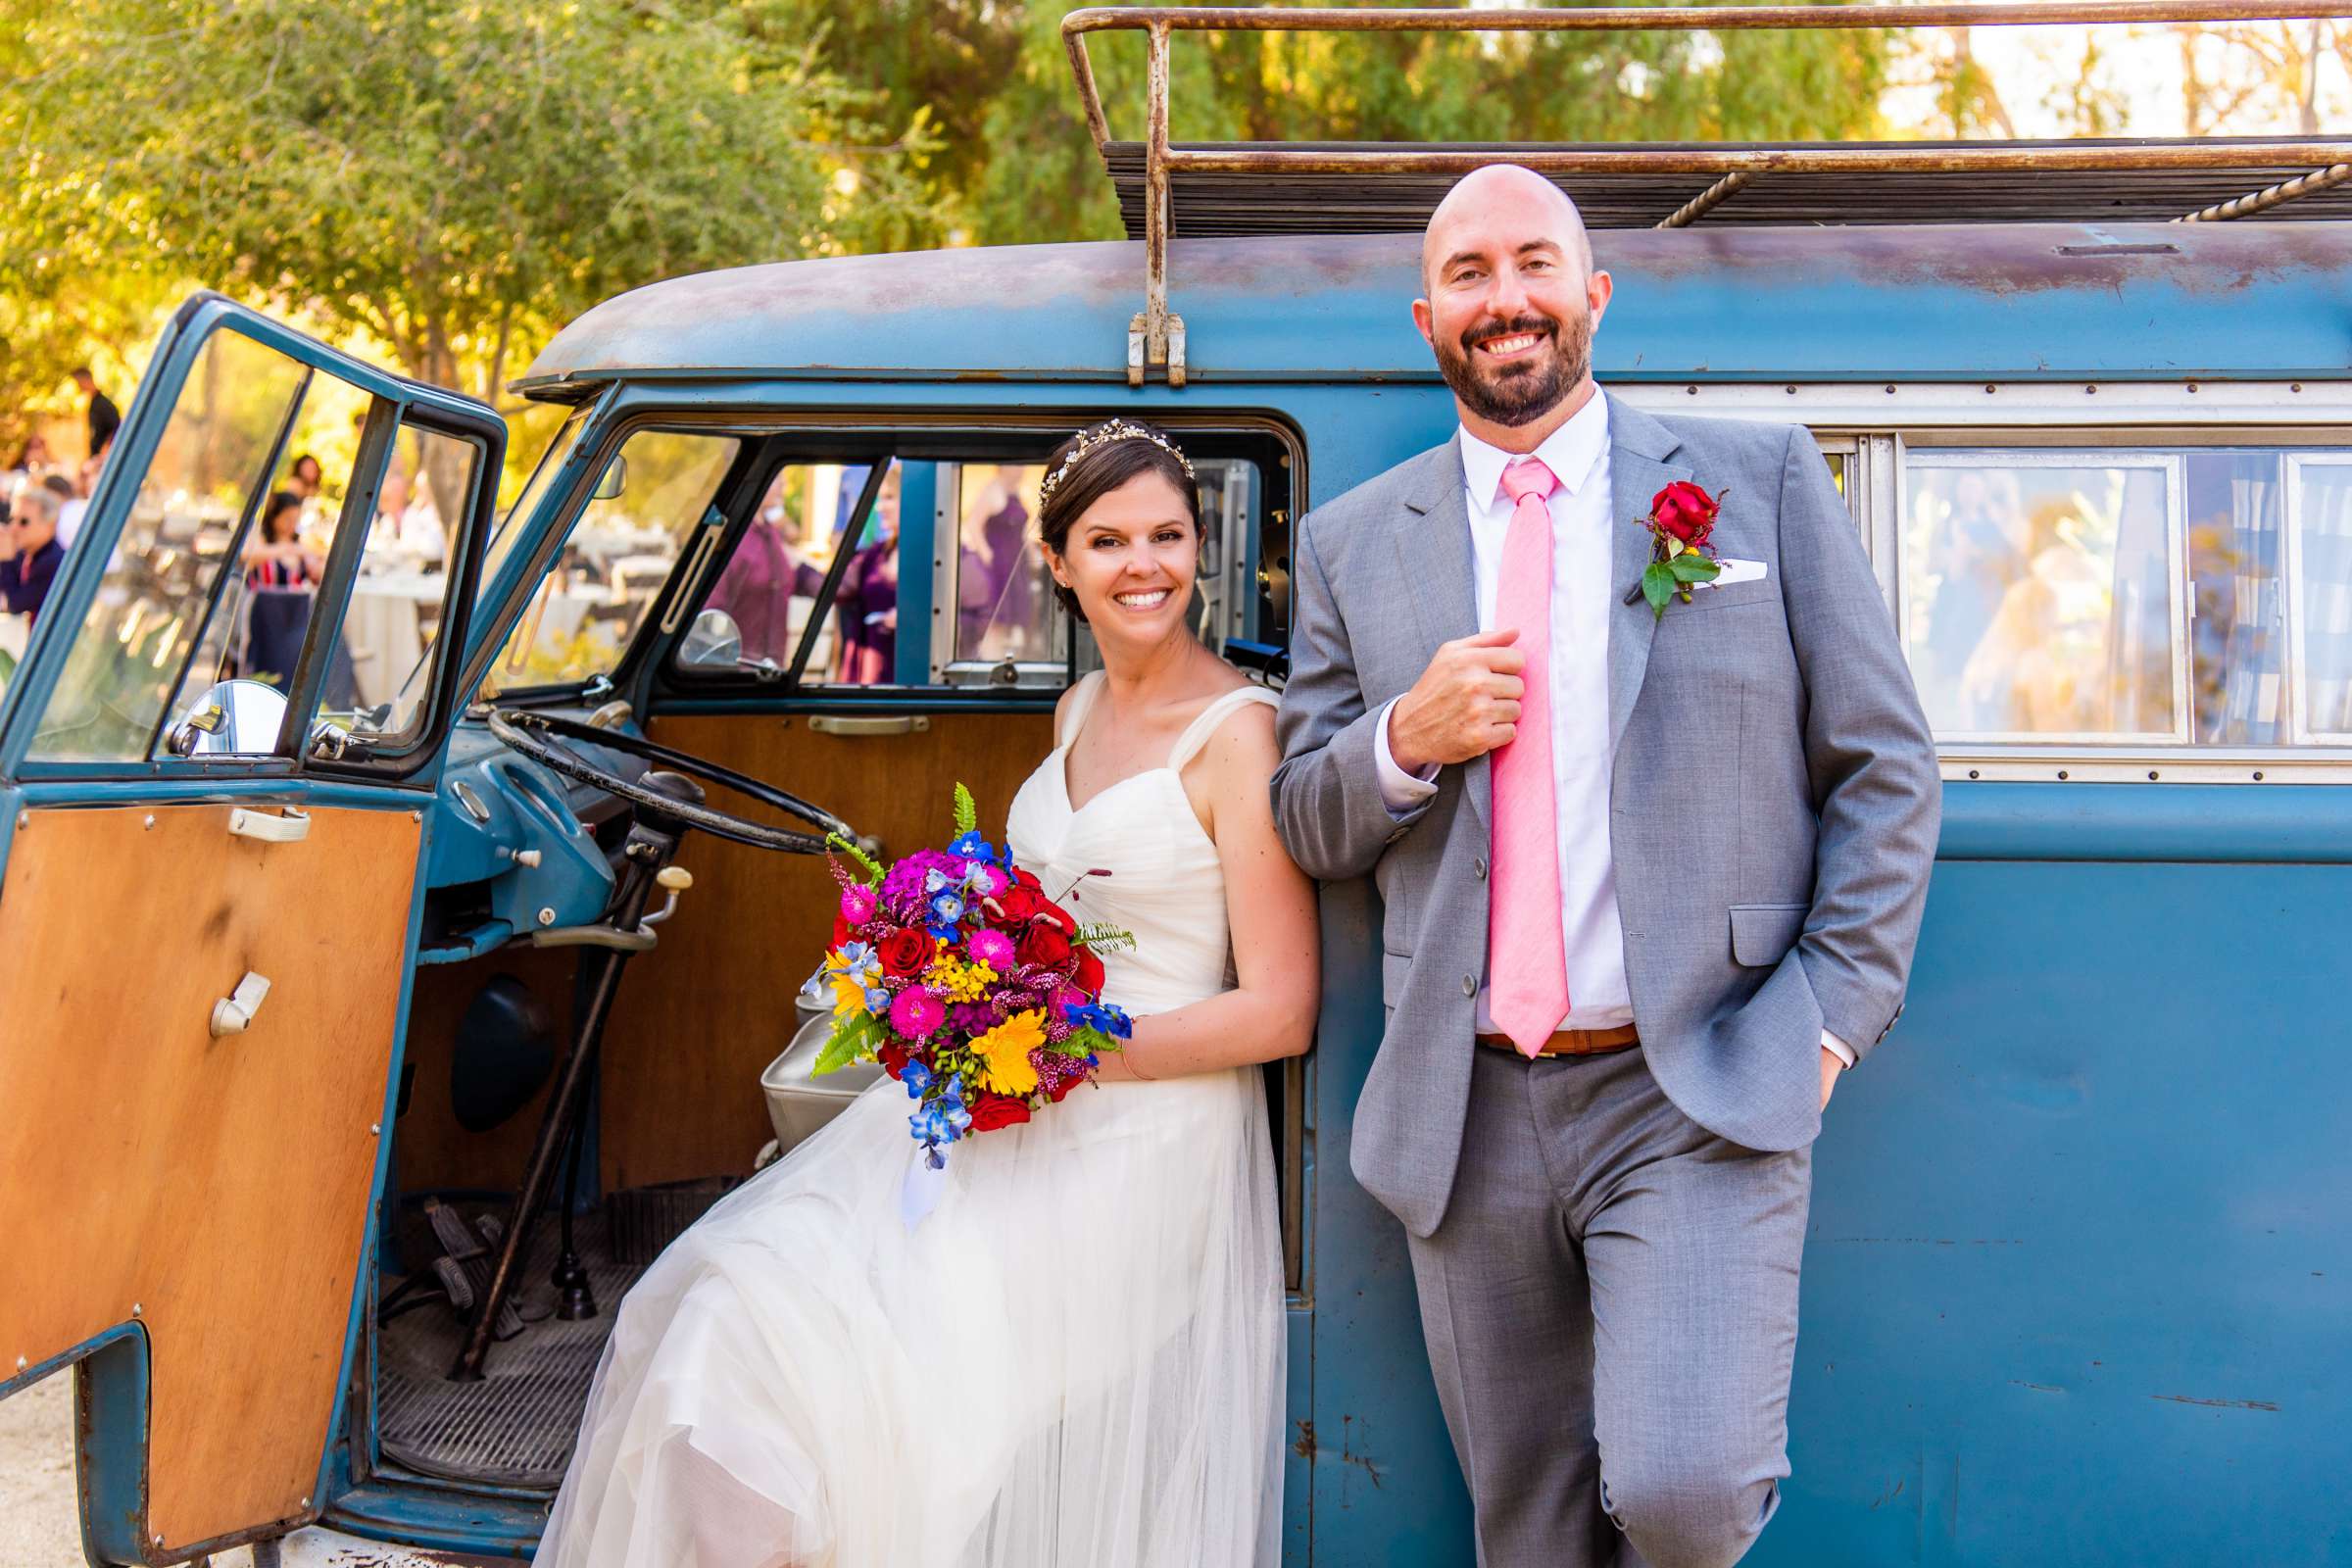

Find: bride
<box><xmin>535</xmin><ymin>418</ymin><xmax>1320</xmax><ymax>1568</ymax></box>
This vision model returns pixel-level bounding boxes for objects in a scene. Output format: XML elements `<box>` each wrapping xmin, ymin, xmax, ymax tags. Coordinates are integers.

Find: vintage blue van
<box><xmin>5</xmin><ymin>8</ymin><xmax>2352</xmax><ymax>1564</ymax></box>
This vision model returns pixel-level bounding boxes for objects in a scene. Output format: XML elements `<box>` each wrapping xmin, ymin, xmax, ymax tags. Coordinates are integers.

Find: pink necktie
<box><xmin>1489</xmin><ymin>458</ymin><xmax>1569</xmax><ymax>1057</ymax></box>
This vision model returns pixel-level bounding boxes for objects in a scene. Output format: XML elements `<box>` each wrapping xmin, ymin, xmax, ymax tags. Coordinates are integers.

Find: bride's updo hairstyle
<box><xmin>1036</xmin><ymin>417</ymin><xmax>1200</xmax><ymax>623</ymax></box>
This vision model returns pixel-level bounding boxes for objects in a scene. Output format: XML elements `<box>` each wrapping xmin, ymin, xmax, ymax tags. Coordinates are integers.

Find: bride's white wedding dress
<box><xmin>535</xmin><ymin>673</ymin><xmax>1286</xmax><ymax>1568</ymax></box>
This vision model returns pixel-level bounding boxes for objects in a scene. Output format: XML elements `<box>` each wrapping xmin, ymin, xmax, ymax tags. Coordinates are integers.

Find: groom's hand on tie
<box><xmin>1390</xmin><ymin>628</ymin><xmax>1527</xmax><ymax>775</ymax></box>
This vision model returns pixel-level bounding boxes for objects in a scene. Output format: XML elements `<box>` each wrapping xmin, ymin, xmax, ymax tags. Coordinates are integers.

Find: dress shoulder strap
<box><xmin>1056</xmin><ymin>670</ymin><xmax>1107</xmax><ymax>750</ymax></box>
<box><xmin>1167</xmin><ymin>685</ymin><xmax>1280</xmax><ymax>774</ymax></box>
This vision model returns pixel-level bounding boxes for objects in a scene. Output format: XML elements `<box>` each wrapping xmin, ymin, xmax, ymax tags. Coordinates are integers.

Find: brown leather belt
<box><xmin>1475</xmin><ymin>1024</ymin><xmax>1641</xmax><ymax>1057</ymax></box>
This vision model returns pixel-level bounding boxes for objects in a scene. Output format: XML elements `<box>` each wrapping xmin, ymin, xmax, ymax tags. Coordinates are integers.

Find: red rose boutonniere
<box><xmin>1624</xmin><ymin>480</ymin><xmax>1728</xmax><ymax>619</ymax></box>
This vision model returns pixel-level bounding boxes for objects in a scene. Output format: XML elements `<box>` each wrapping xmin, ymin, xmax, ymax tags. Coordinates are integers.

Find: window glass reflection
<box><xmin>953</xmin><ymin>464</ymin><xmax>1051</xmax><ymax>667</ymax></box>
<box><xmin>2295</xmin><ymin>463</ymin><xmax>2352</xmax><ymax>739</ymax></box>
<box><xmin>1902</xmin><ymin>457</ymin><xmax>2178</xmax><ymax>740</ymax></box>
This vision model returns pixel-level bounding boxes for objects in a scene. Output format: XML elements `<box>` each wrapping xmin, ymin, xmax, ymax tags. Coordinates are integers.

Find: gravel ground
<box><xmin>0</xmin><ymin>1372</ymin><xmax>255</xmax><ymax>1567</ymax></box>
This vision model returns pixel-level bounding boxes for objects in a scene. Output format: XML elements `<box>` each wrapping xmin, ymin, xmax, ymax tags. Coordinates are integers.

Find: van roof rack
<box><xmin>1064</xmin><ymin>2</ymin><xmax>2352</xmax><ymax>384</ymax></box>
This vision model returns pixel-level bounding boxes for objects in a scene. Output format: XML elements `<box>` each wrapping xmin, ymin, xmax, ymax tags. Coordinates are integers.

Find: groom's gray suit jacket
<box><xmin>1272</xmin><ymin>393</ymin><xmax>1940</xmax><ymax>1239</ymax></box>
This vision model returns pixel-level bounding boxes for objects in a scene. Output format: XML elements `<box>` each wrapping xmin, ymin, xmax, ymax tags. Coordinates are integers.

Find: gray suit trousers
<box><xmin>1407</xmin><ymin>1045</ymin><xmax>1812</xmax><ymax>1568</ymax></box>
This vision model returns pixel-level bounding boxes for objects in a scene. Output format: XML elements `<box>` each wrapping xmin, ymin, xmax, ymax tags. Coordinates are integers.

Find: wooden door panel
<box><xmin>0</xmin><ymin>804</ymin><xmax>418</xmax><ymax>1557</ymax></box>
<box><xmin>600</xmin><ymin>710</ymin><xmax>1052</xmax><ymax>1190</ymax></box>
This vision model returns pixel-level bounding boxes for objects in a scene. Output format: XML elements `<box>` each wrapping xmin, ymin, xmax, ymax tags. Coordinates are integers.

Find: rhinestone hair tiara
<box><xmin>1038</xmin><ymin>419</ymin><xmax>1196</xmax><ymax>504</ymax></box>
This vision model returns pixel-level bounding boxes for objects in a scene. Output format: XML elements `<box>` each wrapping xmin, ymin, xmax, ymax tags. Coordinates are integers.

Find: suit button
<box><xmin>1473</xmin><ymin>858</ymin><xmax>1488</xmax><ymax>880</ymax></box>
<box><xmin>1462</xmin><ymin>975</ymin><xmax>1477</xmax><ymax>998</ymax></box>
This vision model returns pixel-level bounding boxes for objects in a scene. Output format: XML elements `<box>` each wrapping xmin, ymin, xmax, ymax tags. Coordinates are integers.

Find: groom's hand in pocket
<box><xmin>1391</xmin><ymin>628</ymin><xmax>1526</xmax><ymax>775</ymax></box>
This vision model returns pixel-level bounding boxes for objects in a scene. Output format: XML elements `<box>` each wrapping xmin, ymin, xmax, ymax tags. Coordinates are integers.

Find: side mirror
<box><xmin>166</xmin><ymin>678</ymin><xmax>289</xmax><ymax>757</ymax></box>
<box><xmin>677</xmin><ymin>607</ymin><xmax>743</xmax><ymax>669</ymax></box>
<box><xmin>591</xmin><ymin>455</ymin><xmax>627</xmax><ymax>502</ymax></box>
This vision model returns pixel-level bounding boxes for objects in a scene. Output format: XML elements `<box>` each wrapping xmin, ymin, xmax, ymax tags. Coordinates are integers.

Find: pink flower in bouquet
<box><xmin>841</xmin><ymin>884</ymin><xmax>877</xmax><ymax>925</ymax></box>
<box><xmin>966</xmin><ymin>927</ymin><xmax>1017</xmax><ymax>971</ymax></box>
<box><xmin>889</xmin><ymin>988</ymin><xmax>947</xmax><ymax>1040</ymax></box>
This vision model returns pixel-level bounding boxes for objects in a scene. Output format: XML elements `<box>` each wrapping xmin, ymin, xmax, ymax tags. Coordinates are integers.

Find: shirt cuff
<box><xmin>1821</xmin><ymin>1030</ymin><xmax>1855</xmax><ymax>1069</ymax></box>
<box><xmin>1374</xmin><ymin>698</ymin><xmax>1441</xmax><ymax>817</ymax></box>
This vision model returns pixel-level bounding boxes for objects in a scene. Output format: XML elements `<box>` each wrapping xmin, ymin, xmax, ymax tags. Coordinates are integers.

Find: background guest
<box><xmin>38</xmin><ymin>472</ymin><xmax>83</xmax><ymax>553</ymax></box>
<box><xmin>243</xmin><ymin>490</ymin><xmax>322</xmax><ymax>589</ymax></box>
<box><xmin>706</xmin><ymin>469</ymin><xmax>828</xmax><ymax>663</ymax></box>
<box><xmin>70</xmin><ymin>367</ymin><xmax>119</xmax><ymax>461</ymax></box>
<box><xmin>8</xmin><ymin>432</ymin><xmax>52</xmax><ymax>475</ymax></box>
<box><xmin>2</xmin><ymin>483</ymin><xmax>66</xmax><ymax>620</ymax></box>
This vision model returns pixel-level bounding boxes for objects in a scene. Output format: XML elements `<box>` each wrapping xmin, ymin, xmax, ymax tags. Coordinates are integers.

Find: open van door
<box><xmin>0</xmin><ymin>294</ymin><xmax>505</xmax><ymax>1565</ymax></box>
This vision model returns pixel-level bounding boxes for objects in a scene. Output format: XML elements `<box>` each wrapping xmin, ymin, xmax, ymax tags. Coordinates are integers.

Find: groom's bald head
<box><xmin>1420</xmin><ymin>166</ymin><xmax>1594</xmax><ymax>294</ymax></box>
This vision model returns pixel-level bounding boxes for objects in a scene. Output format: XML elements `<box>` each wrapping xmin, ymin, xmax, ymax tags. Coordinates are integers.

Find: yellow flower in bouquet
<box><xmin>969</xmin><ymin>1010</ymin><xmax>1046</xmax><ymax>1098</ymax></box>
<box><xmin>927</xmin><ymin>954</ymin><xmax>1000</xmax><ymax>1003</ymax></box>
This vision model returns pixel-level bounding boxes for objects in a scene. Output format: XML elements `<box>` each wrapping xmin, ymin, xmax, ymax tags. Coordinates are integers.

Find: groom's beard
<box><xmin>1434</xmin><ymin>307</ymin><xmax>1592</xmax><ymax>429</ymax></box>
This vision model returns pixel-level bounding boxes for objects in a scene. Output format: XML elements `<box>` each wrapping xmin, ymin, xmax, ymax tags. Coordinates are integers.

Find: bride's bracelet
<box><xmin>1125</xmin><ymin>1040</ymin><xmax>1154</xmax><ymax>1082</ymax></box>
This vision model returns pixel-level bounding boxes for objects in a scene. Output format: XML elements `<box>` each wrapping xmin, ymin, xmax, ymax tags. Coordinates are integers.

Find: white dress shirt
<box><xmin>1372</xmin><ymin>395</ymin><xmax>1853</xmax><ymax>1065</ymax></box>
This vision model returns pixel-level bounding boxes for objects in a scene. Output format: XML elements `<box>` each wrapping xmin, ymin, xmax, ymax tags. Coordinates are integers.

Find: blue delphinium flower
<box><xmin>1061</xmin><ymin>1001</ymin><xmax>1134</xmax><ymax>1040</ymax></box>
<box><xmin>927</xmin><ymin>890</ymin><xmax>968</xmax><ymax>942</ymax></box>
<box><xmin>909</xmin><ymin>1075</ymin><xmax>976</xmax><ymax>1168</ymax></box>
<box><xmin>949</xmin><ymin>830</ymin><xmax>993</xmax><ymax>861</ymax></box>
<box><xmin>937</xmin><ymin>1074</ymin><xmax>974</xmax><ymax>1137</ymax></box>
<box><xmin>902</xmin><ymin>1060</ymin><xmax>934</xmax><ymax>1099</ymax></box>
<box><xmin>825</xmin><ymin>941</ymin><xmax>879</xmax><ymax>984</ymax></box>
<box><xmin>864</xmin><ymin>985</ymin><xmax>892</xmax><ymax>1015</ymax></box>
<box><xmin>924</xmin><ymin>867</ymin><xmax>951</xmax><ymax>895</ymax></box>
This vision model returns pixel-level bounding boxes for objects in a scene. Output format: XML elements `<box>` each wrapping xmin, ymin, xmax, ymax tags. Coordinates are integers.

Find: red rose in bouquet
<box><xmin>1017</xmin><ymin>922</ymin><xmax>1074</xmax><ymax>968</ymax></box>
<box><xmin>993</xmin><ymin>886</ymin><xmax>1047</xmax><ymax>926</ymax></box>
<box><xmin>968</xmin><ymin>1092</ymin><xmax>1033</xmax><ymax>1131</ymax></box>
<box><xmin>876</xmin><ymin>927</ymin><xmax>935</xmax><ymax>979</ymax></box>
<box><xmin>1074</xmin><ymin>949</ymin><xmax>1105</xmax><ymax>995</ymax></box>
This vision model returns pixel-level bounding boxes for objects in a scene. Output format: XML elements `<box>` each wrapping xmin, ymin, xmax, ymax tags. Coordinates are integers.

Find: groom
<box><xmin>1271</xmin><ymin>167</ymin><xmax>1939</xmax><ymax>1568</ymax></box>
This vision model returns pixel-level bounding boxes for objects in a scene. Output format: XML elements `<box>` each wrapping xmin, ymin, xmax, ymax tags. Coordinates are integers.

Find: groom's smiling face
<box><xmin>1414</xmin><ymin>168</ymin><xmax>1612</xmax><ymax>437</ymax></box>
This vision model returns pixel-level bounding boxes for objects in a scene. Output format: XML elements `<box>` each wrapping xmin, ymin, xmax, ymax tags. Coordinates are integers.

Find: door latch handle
<box><xmin>228</xmin><ymin>807</ymin><xmax>310</xmax><ymax>844</ymax></box>
<box><xmin>210</xmin><ymin>971</ymin><xmax>272</xmax><ymax>1037</ymax></box>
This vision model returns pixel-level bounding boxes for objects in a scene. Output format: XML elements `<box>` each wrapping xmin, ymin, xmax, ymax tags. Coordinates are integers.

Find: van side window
<box><xmin>674</xmin><ymin>440</ymin><xmax>1282</xmax><ymax>694</ymax></box>
<box><xmin>1897</xmin><ymin>446</ymin><xmax>2335</xmax><ymax>749</ymax></box>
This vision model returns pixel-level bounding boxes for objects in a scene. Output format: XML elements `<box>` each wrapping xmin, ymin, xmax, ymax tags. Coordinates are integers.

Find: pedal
<box><xmin>422</xmin><ymin>1200</ymin><xmax>522</xmax><ymax>1342</ymax></box>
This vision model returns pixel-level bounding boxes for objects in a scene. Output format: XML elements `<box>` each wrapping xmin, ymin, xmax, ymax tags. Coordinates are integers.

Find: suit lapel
<box><xmin>1393</xmin><ymin>440</ymin><xmax>1490</xmax><ymax>832</ymax></box>
<box><xmin>1604</xmin><ymin>394</ymin><xmax>1693</xmax><ymax>756</ymax></box>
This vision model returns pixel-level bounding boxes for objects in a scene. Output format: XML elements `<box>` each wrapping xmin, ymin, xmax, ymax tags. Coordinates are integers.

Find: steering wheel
<box><xmin>483</xmin><ymin>708</ymin><xmax>855</xmax><ymax>853</ymax></box>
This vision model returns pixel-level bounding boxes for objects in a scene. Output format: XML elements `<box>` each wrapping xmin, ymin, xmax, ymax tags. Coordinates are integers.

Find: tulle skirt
<box><xmin>532</xmin><ymin>1064</ymin><xmax>1285</xmax><ymax>1568</ymax></box>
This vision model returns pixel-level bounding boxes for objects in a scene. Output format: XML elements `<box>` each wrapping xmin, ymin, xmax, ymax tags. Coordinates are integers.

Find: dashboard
<box><xmin>416</xmin><ymin>711</ymin><xmax>655</xmax><ymax>961</ymax></box>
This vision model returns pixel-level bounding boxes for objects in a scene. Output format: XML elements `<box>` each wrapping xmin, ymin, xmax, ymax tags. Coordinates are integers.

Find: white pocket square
<box><xmin>1698</xmin><ymin>558</ymin><xmax>1767</xmax><ymax>588</ymax></box>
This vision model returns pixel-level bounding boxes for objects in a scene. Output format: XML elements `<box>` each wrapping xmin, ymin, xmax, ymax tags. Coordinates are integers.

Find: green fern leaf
<box><xmin>811</xmin><ymin>1012</ymin><xmax>878</xmax><ymax>1076</ymax></box>
<box><xmin>827</xmin><ymin>832</ymin><xmax>884</xmax><ymax>884</ymax></box>
<box><xmin>1075</xmin><ymin>922</ymin><xmax>1137</xmax><ymax>954</ymax></box>
<box><xmin>953</xmin><ymin>782</ymin><xmax>978</xmax><ymax>837</ymax></box>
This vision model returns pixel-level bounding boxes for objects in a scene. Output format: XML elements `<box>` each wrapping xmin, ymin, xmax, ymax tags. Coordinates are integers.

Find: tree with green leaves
<box><xmin>802</xmin><ymin>2</ymin><xmax>1897</xmax><ymax>246</ymax></box>
<box><xmin>2</xmin><ymin>0</ymin><xmax>941</xmax><ymax>454</ymax></box>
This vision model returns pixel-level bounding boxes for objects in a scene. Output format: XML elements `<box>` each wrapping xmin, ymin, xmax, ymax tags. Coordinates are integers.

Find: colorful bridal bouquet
<box><xmin>811</xmin><ymin>785</ymin><xmax>1133</xmax><ymax>1169</ymax></box>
